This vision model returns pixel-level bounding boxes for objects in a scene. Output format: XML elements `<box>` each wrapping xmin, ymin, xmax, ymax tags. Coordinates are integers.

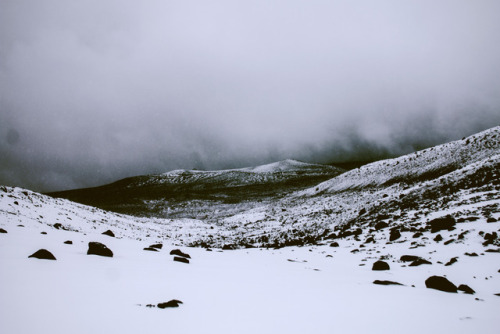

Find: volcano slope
<box><xmin>48</xmin><ymin>159</ymin><xmax>344</xmax><ymax>221</ymax></box>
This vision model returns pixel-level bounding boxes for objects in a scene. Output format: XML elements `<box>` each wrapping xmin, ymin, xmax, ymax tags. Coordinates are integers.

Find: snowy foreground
<box><xmin>1</xmin><ymin>187</ymin><xmax>500</xmax><ymax>334</ymax></box>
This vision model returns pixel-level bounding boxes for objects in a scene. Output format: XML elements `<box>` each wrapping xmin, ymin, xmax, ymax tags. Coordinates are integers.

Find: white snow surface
<box><xmin>1</xmin><ymin>186</ymin><xmax>500</xmax><ymax>334</ymax></box>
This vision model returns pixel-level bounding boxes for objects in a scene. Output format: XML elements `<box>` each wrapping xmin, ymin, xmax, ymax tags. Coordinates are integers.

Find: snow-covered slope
<box><xmin>48</xmin><ymin>160</ymin><xmax>344</xmax><ymax>221</ymax></box>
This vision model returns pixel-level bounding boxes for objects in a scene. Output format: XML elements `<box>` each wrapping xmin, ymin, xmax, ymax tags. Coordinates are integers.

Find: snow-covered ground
<box><xmin>1</xmin><ymin>126</ymin><xmax>500</xmax><ymax>333</ymax></box>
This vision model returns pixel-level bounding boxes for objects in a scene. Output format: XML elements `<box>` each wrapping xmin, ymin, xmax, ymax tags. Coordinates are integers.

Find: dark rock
<box><xmin>149</xmin><ymin>243</ymin><xmax>163</xmax><ymax>249</ymax></box>
<box><xmin>0</xmin><ymin>228</ymin><xmax>7</xmax><ymax>233</ymax></box>
<box><xmin>173</xmin><ymin>256</ymin><xmax>189</xmax><ymax>264</ymax></box>
<box><xmin>444</xmin><ymin>239</ymin><xmax>455</xmax><ymax>245</ymax></box>
<box><xmin>329</xmin><ymin>242</ymin><xmax>339</xmax><ymax>247</ymax></box>
<box><xmin>464</xmin><ymin>252</ymin><xmax>478</xmax><ymax>257</ymax></box>
<box><xmin>434</xmin><ymin>234</ymin><xmax>443</xmax><ymax>242</ymax></box>
<box><xmin>486</xmin><ymin>217</ymin><xmax>497</xmax><ymax>223</ymax></box>
<box><xmin>400</xmin><ymin>255</ymin><xmax>420</xmax><ymax>262</ymax></box>
<box><xmin>170</xmin><ymin>249</ymin><xmax>191</xmax><ymax>259</ymax></box>
<box><xmin>458</xmin><ymin>284</ymin><xmax>475</xmax><ymax>294</ymax></box>
<box><xmin>485</xmin><ymin>248</ymin><xmax>500</xmax><ymax>253</ymax></box>
<box><xmin>428</xmin><ymin>216</ymin><xmax>456</xmax><ymax>233</ymax></box>
<box><xmin>40</xmin><ymin>232</ymin><xmax>47</xmax><ymax>235</ymax></box>
<box><xmin>412</xmin><ymin>232</ymin><xmax>423</xmax><ymax>238</ymax></box>
<box><xmin>157</xmin><ymin>299</ymin><xmax>183</xmax><ymax>308</ymax></box>
<box><xmin>375</xmin><ymin>222</ymin><xmax>389</xmax><ymax>230</ymax></box>
<box><xmin>144</xmin><ymin>247</ymin><xmax>158</xmax><ymax>252</ymax></box>
<box><xmin>409</xmin><ymin>258</ymin><xmax>432</xmax><ymax>266</ymax></box>
<box><xmin>373</xmin><ymin>280</ymin><xmax>403</xmax><ymax>286</ymax></box>
<box><xmin>372</xmin><ymin>260</ymin><xmax>390</xmax><ymax>271</ymax></box>
<box><xmin>64</xmin><ymin>240</ymin><xmax>73</xmax><ymax>245</ymax></box>
<box><xmin>222</xmin><ymin>244</ymin><xmax>235</xmax><ymax>250</ymax></box>
<box><xmin>389</xmin><ymin>229</ymin><xmax>401</xmax><ymax>242</ymax></box>
<box><xmin>425</xmin><ymin>276</ymin><xmax>458</xmax><ymax>293</ymax></box>
<box><xmin>53</xmin><ymin>223</ymin><xmax>63</xmax><ymax>229</ymax></box>
<box><xmin>28</xmin><ymin>249</ymin><xmax>56</xmax><ymax>260</ymax></box>
<box><xmin>87</xmin><ymin>242</ymin><xmax>113</xmax><ymax>257</ymax></box>
<box><xmin>445</xmin><ymin>257</ymin><xmax>458</xmax><ymax>266</ymax></box>
<box><xmin>464</xmin><ymin>216</ymin><xmax>480</xmax><ymax>222</ymax></box>
<box><xmin>365</xmin><ymin>236</ymin><xmax>375</xmax><ymax>244</ymax></box>
<box><xmin>102</xmin><ymin>230</ymin><xmax>115</xmax><ymax>237</ymax></box>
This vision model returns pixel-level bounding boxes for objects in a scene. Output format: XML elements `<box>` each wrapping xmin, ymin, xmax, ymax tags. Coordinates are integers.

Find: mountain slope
<box><xmin>47</xmin><ymin>160</ymin><xmax>344</xmax><ymax>220</ymax></box>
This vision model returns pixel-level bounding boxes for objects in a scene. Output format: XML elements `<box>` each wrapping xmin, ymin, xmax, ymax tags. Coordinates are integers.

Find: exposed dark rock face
<box><xmin>389</xmin><ymin>229</ymin><xmax>401</xmax><ymax>241</ymax></box>
<box><xmin>87</xmin><ymin>242</ymin><xmax>113</xmax><ymax>257</ymax></box>
<box><xmin>428</xmin><ymin>216</ymin><xmax>456</xmax><ymax>233</ymax></box>
<box><xmin>149</xmin><ymin>243</ymin><xmax>163</xmax><ymax>249</ymax></box>
<box><xmin>102</xmin><ymin>230</ymin><xmax>115</xmax><ymax>237</ymax></box>
<box><xmin>28</xmin><ymin>249</ymin><xmax>56</xmax><ymax>260</ymax></box>
<box><xmin>0</xmin><ymin>228</ymin><xmax>7</xmax><ymax>233</ymax></box>
<box><xmin>458</xmin><ymin>284</ymin><xmax>475</xmax><ymax>294</ymax></box>
<box><xmin>372</xmin><ymin>261</ymin><xmax>390</xmax><ymax>271</ymax></box>
<box><xmin>425</xmin><ymin>276</ymin><xmax>458</xmax><ymax>293</ymax></box>
<box><xmin>486</xmin><ymin>217</ymin><xmax>497</xmax><ymax>223</ymax></box>
<box><xmin>409</xmin><ymin>258</ymin><xmax>432</xmax><ymax>266</ymax></box>
<box><xmin>64</xmin><ymin>240</ymin><xmax>73</xmax><ymax>245</ymax></box>
<box><xmin>170</xmin><ymin>249</ymin><xmax>191</xmax><ymax>259</ymax></box>
<box><xmin>173</xmin><ymin>256</ymin><xmax>189</xmax><ymax>264</ymax></box>
<box><xmin>157</xmin><ymin>300</ymin><xmax>183</xmax><ymax>308</ymax></box>
<box><xmin>373</xmin><ymin>280</ymin><xmax>403</xmax><ymax>286</ymax></box>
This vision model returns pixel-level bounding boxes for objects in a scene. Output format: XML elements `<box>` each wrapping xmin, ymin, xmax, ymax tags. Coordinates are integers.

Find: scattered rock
<box><xmin>157</xmin><ymin>300</ymin><xmax>183</xmax><ymax>308</ymax></box>
<box><xmin>170</xmin><ymin>249</ymin><xmax>191</xmax><ymax>259</ymax></box>
<box><xmin>64</xmin><ymin>240</ymin><xmax>73</xmax><ymax>245</ymax></box>
<box><xmin>444</xmin><ymin>239</ymin><xmax>455</xmax><ymax>245</ymax></box>
<box><xmin>28</xmin><ymin>249</ymin><xmax>56</xmax><ymax>260</ymax></box>
<box><xmin>144</xmin><ymin>247</ymin><xmax>158</xmax><ymax>252</ymax></box>
<box><xmin>389</xmin><ymin>229</ymin><xmax>401</xmax><ymax>242</ymax></box>
<box><xmin>458</xmin><ymin>284</ymin><xmax>475</xmax><ymax>294</ymax></box>
<box><xmin>445</xmin><ymin>257</ymin><xmax>458</xmax><ymax>266</ymax></box>
<box><xmin>149</xmin><ymin>243</ymin><xmax>163</xmax><ymax>249</ymax></box>
<box><xmin>0</xmin><ymin>228</ymin><xmax>7</xmax><ymax>233</ymax></box>
<box><xmin>174</xmin><ymin>256</ymin><xmax>189</xmax><ymax>264</ymax></box>
<box><xmin>434</xmin><ymin>234</ymin><xmax>443</xmax><ymax>242</ymax></box>
<box><xmin>87</xmin><ymin>242</ymin><xmax>113</xmax><ymax>257</ymax></box>
<box><xmin>428</xmin><ymin>216</ymin><xmax>456</xmax><ymax>233</ymax></box>
<box><xmin>375</xmin><ymin>222</ymin><xmax>389</xmax><ymax>230</ymax></box>
<box><xmin>372</xmin><ymin>260</ymin><xmax>390</xmax><ymax>271</ymax></box>
<box><xmin>373</xmin><ymin>280</ymin><xmax>403</xmax><ymax>286</ymax></box>
<box><xmin>102</xmin><ymin>230</ymin><xmax>115</xmax><ymax>237</ymax></box>
<box><xmin>409</xmin><ymin>258</ymin><xmax>432</xmax><ymax>266</ymax></box>
<box><xmin>400</xmin><ymin>255</ymin><xmax>420</xmax><ymax>262</ymax></box>
<box><xmin>465</xmin><ymin>252</ymin><xmax>478</xmax><ymax>257</ymax></box>
<box><xmin>329</xmin><ymin>242</ymin><xmax>339</xmax><ymax>247</ymax></box>
<box><xmin>425</xmin><ymin>276</ymin><xmax>458</xmax><ymax>293</ymax></box>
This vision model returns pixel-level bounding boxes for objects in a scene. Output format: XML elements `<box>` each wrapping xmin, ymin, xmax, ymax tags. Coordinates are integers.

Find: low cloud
<box><xmin>1</xmin><ymin>0</ymin><xmax>499</xmax><ymax>191</ymax></box>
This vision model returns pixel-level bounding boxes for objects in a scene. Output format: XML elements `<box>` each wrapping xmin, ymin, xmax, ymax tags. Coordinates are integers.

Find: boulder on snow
<box><xmin>486</xmin><ymin>217</ymin><xmax>497</xmax><ymax>223</ymax></box>
<box><xmin>373</xmin><ymin>280</ymin><xmax>403</xmax><ymax>286</ymax></box>
<box><xmin>389</xmin><ymin>229</ymin><xmax>401</xmax><ymax>241</ymax></box>
<box><xmin>170</xmin><ymin>249</ymin><xmax>191</xmax><ymax>259</ymax></box>
<box><xmin>144</xmin><ymin>247</ymin><xmax>158</xmax><ymax>252</ymax></box>
<box><xmin>445</xmin><ymin>257</ymin><xmax>458</xmax><ymax>266</ymax></box>
<box><xmin>409</xmin><ymin>258</ymin><xmax>432</xmax><ymax>266</ymax></box>
<box><xmin>64</xmin><ymin>240</ymin><xmax>73</xmax><ymax>245</ymax></box>
<box><xmin>157</xmin><ymin>300</ymin><xmax>183</xmax><ymax>308</ymax></box>
<box><xmin>329</xmin><ymin>242</ymin><xmax>339</xmax><ymax>247</ymax></box>
<box><xmin>400</xmin><ymin>255</ymin><xmax>420</xmax><ymax>262</ymax></box>
<box><xmin>173</xmin><ymin>256</ymin><xmax>189</xmax><ymax>264</ymax></box>
<box><xmin>372</xmin><ymin>260</ymin><xmax>390</xmax><ymax>271</ymax></box>
<box><xmin>425</xmin><ymin>276</ymin><xmax>457</xmax><ymax>293</ymax></box>
<box><xmin>87</xmin><ymin>242</ymin><xmax>113</xmax><ymax>257</ymax></box>
<box><xmin>28</xmin><ymin>249</ymin><xmax>56</xmax><ymax>260</ymax></box>
<box><xmin>0</xmin><ymin>228</ymin><xmax>7</xmax><ymax>233</ymax></box>
<box><xmin>433</xmin><ymin>234</ymin><xmax>443</xmax><ymax>242</ymax></box>
<box><xmin>149</xmin><ymin>243</ymin><xmax>163</xmax><ymax>249</ymax></box>
<box><xmin>374</xmin><ymin>222</ymin><xmax>389</xmax><ymax>230</ymax></box>
<box><xmin>458</xmin><ymin>284</ymin><xmax>475</xmax><ymax>294</ymax></box>
<box><xmin>427</xmin><ymin>216</ymin><xmax>456</xmax><ymax>233</ymax></box>
<box><xmin>102</xmin><ymin>230</ymin><xmax>115</xmax><ymax>237</ymax></box>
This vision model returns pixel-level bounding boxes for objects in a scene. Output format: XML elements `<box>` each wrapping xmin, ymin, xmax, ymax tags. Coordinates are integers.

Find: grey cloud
<box><xmin>1</xmin><ymin>0</ymin><xmax>499</xmax><ymax>191</ymax></box>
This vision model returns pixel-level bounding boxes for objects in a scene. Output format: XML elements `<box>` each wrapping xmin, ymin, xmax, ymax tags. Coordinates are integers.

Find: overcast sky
<box><xmin>1</xmin><ymin>0</ymin><xmax>500</xmax><ymax>192</ymax></box>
